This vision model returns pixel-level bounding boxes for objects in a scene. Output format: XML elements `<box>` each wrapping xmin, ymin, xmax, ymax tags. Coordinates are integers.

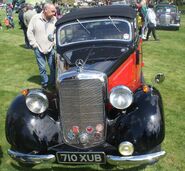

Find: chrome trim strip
<box><xmin>106</xmin><ymin>151</ymin><xmax>166</xmax><ymax>166</ymax></box>
<box><xmin>157</xmin><ymin>24</ymin><xmax>180</xmax><ymax>27</ymax></box>
<box><xmin>8</xmin><ymin>149</ymin><xmax>55</xmax><ymax>164</ymax></box>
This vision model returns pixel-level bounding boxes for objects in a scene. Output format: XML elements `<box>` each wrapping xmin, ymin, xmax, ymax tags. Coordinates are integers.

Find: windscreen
<box><xmin>156</xmin><ymin>5</ymin><xmax>177</xmax><ymax>13</ymax></box>
<box><xmin>58</xmin><ymin>18</ymin><xmax>132</xmax><ymax>46</ymax></box>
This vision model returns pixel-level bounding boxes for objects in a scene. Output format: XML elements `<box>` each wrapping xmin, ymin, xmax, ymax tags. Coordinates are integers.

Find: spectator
<box><xmin>0</xmin><ymin>22</ymin><xmax>2</xmax><ymax>30</ymax></box>
<box><xmin>137</xmin><ymin>12</ymin><xmax>143</xmax><ymax>35</ymax></box>
<box><xmin>12</xmin><ymin>0</ymin><xmax>17</xmax><ymax>9</ymax></box>
<box><xmin>34</xmin><ymin>2</ymin><xmax>42</xmax><ymax>13</ymax></box>
<box><xmin>27</xmin><ymin>3</ymin><xmax>57</xmax><ymax>89</ymax></box>
<box><xmin>23</xmin><ymin>4</ymin><xmax>37</xmax><ymax>27</ymax></box>
<box><xmin>18</xmin><ymin>4</ymin><xmax>30</xmax><ymax>48</ymax></box>
<box><xmin>4</xmin><ymin>18</ymin><xmax>10</xmax><ymax>29</ymax></box>
<box><xmin>55</xmin><ymin>4</ymin><xmax>62</xmax><ymax>19</ymax></box>
<box><xmin>146</xmin><ymin>4</ymin><xmax>159</xmax><ymax>41</ymax></box>
<box><xmin>6</xmin><ymin>3</ymin><xmax>14</xmax><ymax>28</ymax></box>
<box><xmin>135</xmin><ymin>0</ymin><xmax>149</xmax><ymax>39</ymax></box>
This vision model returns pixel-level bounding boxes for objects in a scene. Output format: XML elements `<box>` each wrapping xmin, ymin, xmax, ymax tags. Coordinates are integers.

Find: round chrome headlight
<box><xmin>26</xmin><ymin>90</ymin><xmax>48</xmax><ymax>114</ymax></box>
<box><xmin>109</xmin><ymin>86</ymin><xmax>133</xmax><ymax>109</ymax></box>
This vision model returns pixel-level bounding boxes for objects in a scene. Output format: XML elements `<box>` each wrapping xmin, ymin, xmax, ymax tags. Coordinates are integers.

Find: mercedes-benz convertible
<box><xmin>6</xmin><ymin>5</ymin><xmax>165</xmax><ymax>168</ymax></box>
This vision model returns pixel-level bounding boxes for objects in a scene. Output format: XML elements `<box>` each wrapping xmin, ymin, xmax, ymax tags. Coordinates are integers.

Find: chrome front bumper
<box><xmin>157</xmin><ymin>23</ymin><xmax>180</xmax><ymax>27</ymax></box>
<box><xmin>107</xmin><ymin>151</ymin><xmax>166</xmax><ymax>166</ymax></box>
<box><xmin>8</xmin><ymin>149</ymin><xmax>165</xmax><ymax>166</ymax></box>
<box><xmin>8</xmin><ymin>149</ymin><xmax>55</xmax><ymax>164</ymax></box>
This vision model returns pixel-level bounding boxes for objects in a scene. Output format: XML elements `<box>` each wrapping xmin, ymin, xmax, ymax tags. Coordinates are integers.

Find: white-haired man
<box><xmin>27</xmin><ymin>3</ymin><xmax>57</xmax><ymax>89</ymax></box>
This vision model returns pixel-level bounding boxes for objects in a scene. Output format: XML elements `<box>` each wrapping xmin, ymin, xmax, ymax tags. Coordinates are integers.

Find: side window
<box><xmin>60</xmin><ymin>27</ymin><xmax>73</xmax><ymax>44</ymax></box>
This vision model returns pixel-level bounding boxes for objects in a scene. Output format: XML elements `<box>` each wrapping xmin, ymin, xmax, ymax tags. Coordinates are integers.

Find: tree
<box><xmin>52</xmin><ymin>0</ymin><xmax>75</xmax><ymax>5</ymax></box>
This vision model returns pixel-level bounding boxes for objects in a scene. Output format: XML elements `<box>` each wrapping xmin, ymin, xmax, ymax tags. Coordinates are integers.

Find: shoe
<box><xmin>24</xmin><ymin>45</ymin><xmax>31</xmax><ymax>49</ymax></box>
<box><xmin>25</xmin><ymin>47</ymin><xmax>31</xmax><ymax>49</ymax></box>
<box><xmin>142</xmin><ymin>35</ymin><xmax>146</xmax><ymax>39</ymax></box>
<box><xmin>155</xmin><ymin>39</ymin><xmax>160</xmax><ymax>41</ymax></box>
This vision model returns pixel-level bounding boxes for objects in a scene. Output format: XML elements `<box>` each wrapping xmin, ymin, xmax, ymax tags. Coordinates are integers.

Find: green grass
<box><xmin>0</xmin><ymin>8</ymin><xmax>185</xmax><ymax>171</ymax></box>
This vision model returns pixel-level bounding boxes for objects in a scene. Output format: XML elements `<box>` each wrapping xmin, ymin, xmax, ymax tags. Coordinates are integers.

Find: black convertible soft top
<box><xmin>56</xmin><ymin>5</ymin><xmax>136</xmax><ymax>26</ymax></box>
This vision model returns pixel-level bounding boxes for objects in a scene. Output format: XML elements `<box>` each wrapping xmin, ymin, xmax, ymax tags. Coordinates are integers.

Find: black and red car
<box><xmin>6</xmin><ymin>5</ymin><xmax>165</xmax><ymax>168</ymax></box>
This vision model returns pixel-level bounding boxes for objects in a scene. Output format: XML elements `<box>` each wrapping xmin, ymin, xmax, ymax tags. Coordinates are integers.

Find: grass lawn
<box><xmin>0</xmin><ymin>8</ymin><xmax>185</xmax><ymax>171</ymax></box>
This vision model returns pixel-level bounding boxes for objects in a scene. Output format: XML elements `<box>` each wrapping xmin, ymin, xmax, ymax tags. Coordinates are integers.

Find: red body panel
<box><xmin>108</xmin><ymin>40</ymin><xmax>143</xmax><ymax>93</ymax></box>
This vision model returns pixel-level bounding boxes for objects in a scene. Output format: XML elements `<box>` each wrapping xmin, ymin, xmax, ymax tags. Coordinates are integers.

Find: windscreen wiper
<box><xmin>76</xmin><ymin>19</ymin><xmax>91</xmax><ymax>35</ymax></box>
<box><xmin>108</xmin><ymin>16</ymin><xmax>122</xmax><ymax>33</ymax></box>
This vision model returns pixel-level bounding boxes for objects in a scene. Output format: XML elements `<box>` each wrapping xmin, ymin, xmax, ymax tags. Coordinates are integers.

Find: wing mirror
<box><xmin>154</xmin><ymin>73</ymin><xmax>165</xmax><ymax>84</ymax></box>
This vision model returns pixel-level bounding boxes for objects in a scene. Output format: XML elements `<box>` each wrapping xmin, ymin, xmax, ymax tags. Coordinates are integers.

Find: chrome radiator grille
<box><xmin>59</xmin><ymin>79</ymin><xmax>105</xmax><ymax>148</ymax></box>
<box><xmin>159</xmin><ymin>14</ymin><xmax>171</xmax><ymax>25</ymax></box>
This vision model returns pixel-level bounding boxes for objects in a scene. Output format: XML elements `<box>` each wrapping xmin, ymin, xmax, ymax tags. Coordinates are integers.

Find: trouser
<box><xmin>22</xmin><ymin>28</ymin><xmax>30</xmax><ymax>48</ymax></box>
<box><xmin>34</xmin><ymin>48</ymin><xmax>56</xmax><ymax>86</ymax></box>
<box><xmin>146</xmin><ymin>27</ymin><xmax>157</xmax><ymax>40</ymax></box>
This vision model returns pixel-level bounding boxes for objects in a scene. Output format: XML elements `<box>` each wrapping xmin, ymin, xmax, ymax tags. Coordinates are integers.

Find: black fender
<box><xmin>5</xmin><ymin>94</ymin><xmax>62</xmax><ymax>153</ymax></box>
<box><xmin>108</xmin><ymin>87</ymin><xmax>165</xmax><ymax>154</ymax></box>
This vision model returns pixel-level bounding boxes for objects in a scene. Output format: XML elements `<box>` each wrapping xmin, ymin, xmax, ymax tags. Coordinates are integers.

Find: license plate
<box><xmin>56</xmin><ymin>152</ymin><xmax>106</xmax><ymax>164</ymax></box>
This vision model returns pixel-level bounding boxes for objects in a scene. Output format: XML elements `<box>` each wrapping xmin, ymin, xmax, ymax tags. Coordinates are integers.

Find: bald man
<box><xmin>27</xmin><ymin>3</ymin><xmax>57</xmax><ymax>89</ymax></box>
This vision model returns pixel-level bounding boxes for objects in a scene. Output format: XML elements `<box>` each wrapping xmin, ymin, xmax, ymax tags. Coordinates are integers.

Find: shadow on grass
<box><xmin>27</xmin><ymin>75</ymin><xmax>41</xmax><ymax>85</ymax></box>
<box><xmin>156</xmin><ymin>27</ymin><xmax>179</xmax><ymax>31</ymax></box>
<box><xmin>100</xmin><ymin>164</ymin><xmax>147</xmax><ymax>171</ymax></box>
<box><xmin>10</xmin><ymin>162</ymin><xmax>98</xmax><ymax>171</ymax></box>
<box><xmin>10</xmin><ymin>162</ymin><xmax>147</xmax><ymax>171</ymax></box>
<box><xmin>0</xmin><ymin>146</ymin><xmax>3</xmax><ymax>165</ymax></box>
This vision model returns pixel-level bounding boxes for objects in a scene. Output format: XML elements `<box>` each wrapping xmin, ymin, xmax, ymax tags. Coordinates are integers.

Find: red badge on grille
<box><xmin>96</xmin><ymin>124</ymin><xmax>104</xmax><ymax>132</ymax></box>
<box><xmin>86</xmin><ymin>126</ymin><xmax>94</xmax><ymax>134</ymax></box>
<box><xmin>94</xmin><ymin>132</ymin><xmax>101</xmax><ymax>141</ymax></box>
<box><xmin>72</xmin><ymin>126</ymin><xmax>79</xmax><ymax>135</ymax></box>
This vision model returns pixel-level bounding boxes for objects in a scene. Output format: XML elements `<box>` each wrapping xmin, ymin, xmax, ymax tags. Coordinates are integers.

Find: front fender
<box><xmin>5</xmin><ymin>94</ymin><xmax>62</xmax><ymax>153</ymax></box>
<box><xmin>110</xmin><ymin>87</ymin><xmax>165</xmax><ymax>153</ymax></box>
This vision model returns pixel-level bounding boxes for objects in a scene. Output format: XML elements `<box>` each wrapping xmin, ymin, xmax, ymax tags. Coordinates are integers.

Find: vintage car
<box><xmin>111</xmin><ymin>0</ymin><xmax>131</xmax><ymax>5</ymax></box>
<box><xmin>155</xmin><ymin>3</ymin><xmax>180</xmax><ymax>30</ymax></box>
<box><xmin>6</xmin><ymin>5</ymin><xmax>165</xmax><ymax>168</ymax></box>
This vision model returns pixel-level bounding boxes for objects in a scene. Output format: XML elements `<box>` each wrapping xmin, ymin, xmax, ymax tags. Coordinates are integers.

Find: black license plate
<box><xmin>56</xmin><ymin>152</ymin><xmax>106</xmax><ymax>164</ymax></box>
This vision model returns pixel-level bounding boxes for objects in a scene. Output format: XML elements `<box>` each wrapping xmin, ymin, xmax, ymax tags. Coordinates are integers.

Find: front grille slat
<box><xmin>59</xmin><ymin>78</ymin><xmax>106</xmax><ymax>148</ymax></box>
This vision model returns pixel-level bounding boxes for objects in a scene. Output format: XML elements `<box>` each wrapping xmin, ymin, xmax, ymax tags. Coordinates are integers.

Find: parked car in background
<box><xmin>111</xmin><ymin>0</ymin><xmax>131</xmax><ymax>5</ymax></box>
<box><xmin>6</xmin><ymin>5</ymin><xmax>165</xmax><ymax>168</ymax></box>
<box><xmin>155</xmin><ymin>3</ymin><xmax>180</xmax><ymax>30</ymax></box>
